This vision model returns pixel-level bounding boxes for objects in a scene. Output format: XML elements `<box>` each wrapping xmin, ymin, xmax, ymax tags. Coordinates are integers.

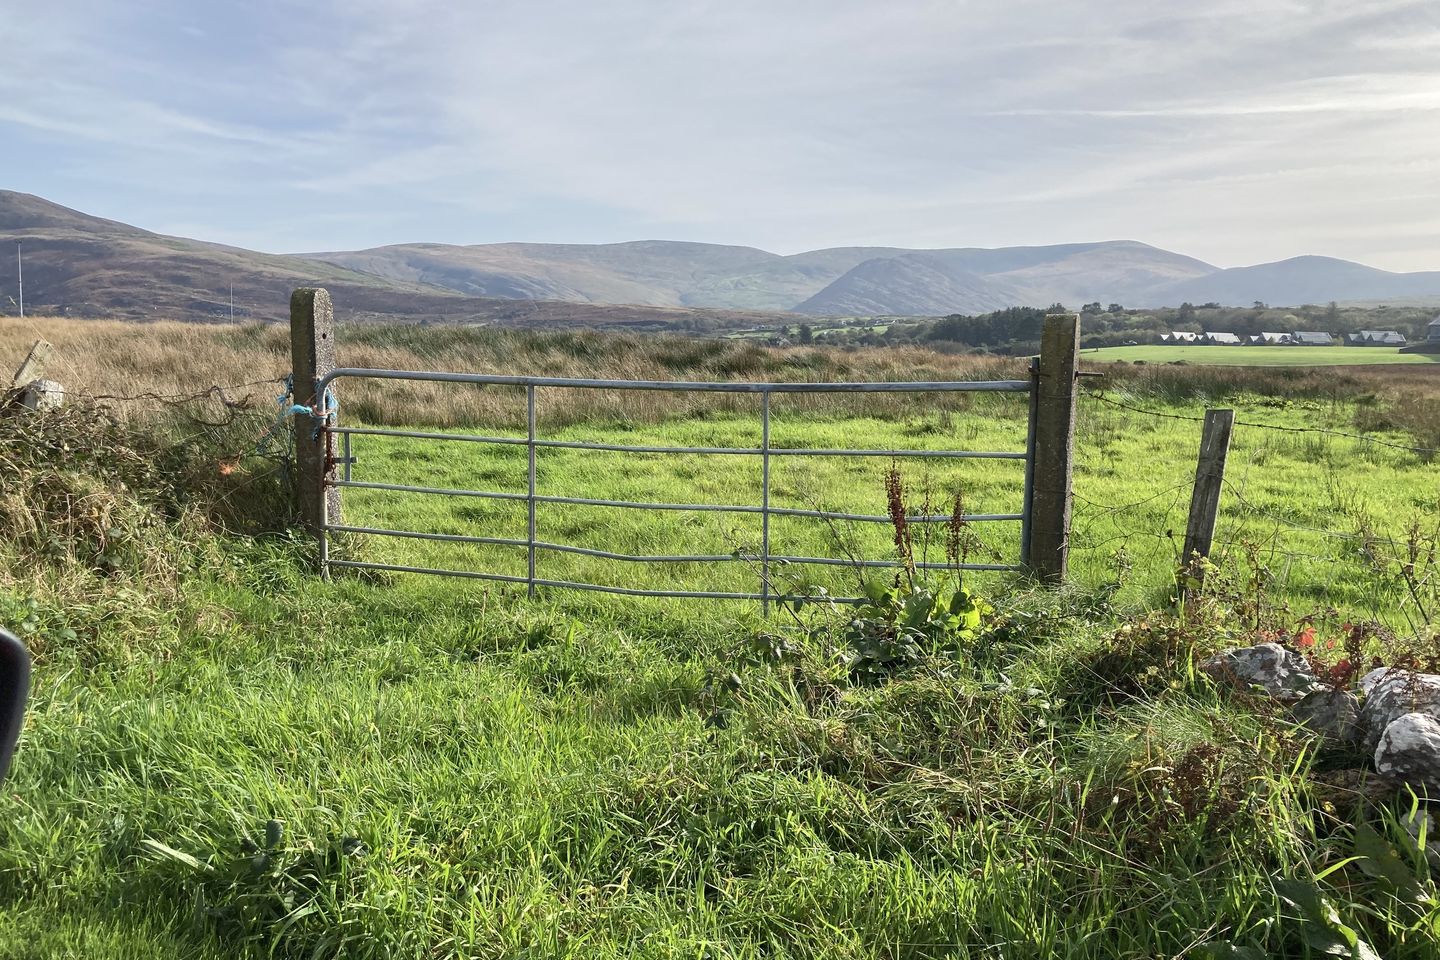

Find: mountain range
<box><xmin>3</xmin><ymin>190</ymin><xmax>1439</xmax><ymax>326</ymax></box>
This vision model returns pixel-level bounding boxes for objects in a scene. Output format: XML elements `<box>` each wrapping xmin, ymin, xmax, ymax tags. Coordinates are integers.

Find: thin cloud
<box><xmin>0</xmin><ymin>0</ymin><xmax>1438</xmax><ymax>270</ymax></box>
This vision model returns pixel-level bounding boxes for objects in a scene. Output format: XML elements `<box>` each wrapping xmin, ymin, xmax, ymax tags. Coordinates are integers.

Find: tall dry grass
<box><xmin>1</xmin><ymin>318</ymin><xmax>1028</xmax><ymax>429</ymax></box>
<box><xmin>7</xmin><ymin>316</ymin><xmax>1439</xmax><ymax>434</ymax></box>
<box><xmin>1</xmin><ymin>318</ymin><xmax>290</xmax><ymax>404</ymax></box>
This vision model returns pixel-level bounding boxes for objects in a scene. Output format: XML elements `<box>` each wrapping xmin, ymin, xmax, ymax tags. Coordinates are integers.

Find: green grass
<box><xmin>2</xmin><ymin>569</ymin><xmax>1349</xmax><ymax>959</ymax></box>
<box><xmin>3</xmin><ymin>387</ymin><xmax>1439</xmax><ymax>958</ymax></box>
<box><xmin>335</xmin><ymin>391</ymin><xmax>1439</xmax><ymax>628</ymax></box>
<box><xmin>1083</xmin><ymin>344</ymin><xmax>1437</xmax><ymax>366</ymax></box>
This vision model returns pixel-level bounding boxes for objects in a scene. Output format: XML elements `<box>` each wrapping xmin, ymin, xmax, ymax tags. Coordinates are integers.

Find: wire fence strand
<box><xmin>1083</xmin><ymin>390</ymin><xmax>1439</xmax><ymax>457</ymax></box>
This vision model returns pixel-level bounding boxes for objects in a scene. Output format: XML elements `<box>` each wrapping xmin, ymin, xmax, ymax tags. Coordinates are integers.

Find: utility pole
<box><xmin>16</xmin><ymin>242</ymin><xmax>23</xmax><ymax>320</ymax></box>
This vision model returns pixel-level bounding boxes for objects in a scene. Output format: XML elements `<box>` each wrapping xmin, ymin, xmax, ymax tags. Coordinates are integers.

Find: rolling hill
<box><xmin>315</xmin><ymin>238</ymin><xmax>1440</xmax><ymax>316</ymax></box>
<box><xmin>0</xmin><ymin>192</ymin><xmax>794</xmax><ymax>329</ymax></box>
<box><xmin>1147</xmin><ymin>255</ymin><xmax>1440</xmax><ymax>308</ymax></box>
<box><xmin>792</xmin><ymin>242</ymin><xmax>1217</xmax><ymax>316</ymax></box>
<box><xmin>309</xmin><ymin>241</ymin><xmax>910</xmax><ymax>313</ymax></box>
<box><xmin>310</xmin><ymin>239</ymin><xmax>1220</xmax><ymax>316</ymax></box>
<box><xmin>4</xmin><ymin>190</ymin><xmax>1440</xmax><ymax>324</ymax></box>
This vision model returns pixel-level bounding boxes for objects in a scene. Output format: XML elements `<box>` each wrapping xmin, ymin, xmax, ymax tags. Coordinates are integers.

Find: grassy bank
<box><xmin>4</xmin><ymin>562</ymin><xmax>1379</xmax><ymax>958</ymax></box>
<box><xmin>2</xmin><ymin>320</ymin><xmax>1439</xmax><ymax>957</ymax></box>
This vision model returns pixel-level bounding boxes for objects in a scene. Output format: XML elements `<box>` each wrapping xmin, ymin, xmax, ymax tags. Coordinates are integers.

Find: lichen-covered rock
<box><xmin>1358</xmin><ymin>667</ymin><xmax>1394</xmax><ymax>696</ymax></box>
<box><xmin>1358</xmin><ymin>670</ymin><xmax>1440</xmax><ymax>754</ymax></box>
<box><xmin>1292</xmin><ymin>688</ymin><xmax>1361</xmax><ymax>746</ymax></box>
<box><xmin>1200</xmin><ymin>642</ymin><xmax>1321</xmax><ymax>702</ymax></box>
<box><xmin>1374</xmin><ymin>713</ymin><xmax>1440</xmax><ymax>792</ymax></box>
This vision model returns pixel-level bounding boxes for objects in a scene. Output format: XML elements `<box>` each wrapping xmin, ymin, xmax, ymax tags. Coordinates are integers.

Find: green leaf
<box><xmin>1353</xmin><ymin>819</ymin><xmax>1427</xmax><ymax>904</ymax></box>
<box><xmin>1275</xmin><ymin>879</ymin><xmax>1381</xmax><ymax>959</ymax></box>
<box><xmin>140</xmin><ymin>838</ymin><xmax>215</xmax><ymax>874</ymax></box>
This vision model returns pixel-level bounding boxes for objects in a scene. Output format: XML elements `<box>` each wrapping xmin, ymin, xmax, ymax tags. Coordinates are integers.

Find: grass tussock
<box><xmin>0</xmin><ymin>395</ymin><xmax>300</xmax><ymax>665</ymax></box>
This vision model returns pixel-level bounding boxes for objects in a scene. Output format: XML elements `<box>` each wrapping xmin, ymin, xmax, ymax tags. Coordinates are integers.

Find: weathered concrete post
<box><xmin>290</xmin><ymin>288</ymin><xmax>340</xmax><ymax>543</ymax></box>
<box><xmin>10</xmin><ymin>339</ymin><xmax>51</xmax><ymax>389</ymax></box>
<box><xmin>1024</xmin><ymin>313</ymin><xmax>1080</xmax><ymax>583</ymax></box>
<box><xmin>1181</xmin><ymin>408</ymin><xmax>1235</xmax><ymax>586</ymax></box>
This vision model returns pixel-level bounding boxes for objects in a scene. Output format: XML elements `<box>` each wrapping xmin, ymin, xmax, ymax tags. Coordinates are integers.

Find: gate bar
<box><xmin>327</xmin><ymin>523</ymin><xmax>1018</xmax><ymax>571</ymax></box>
<box><xmin>527</xmin><ymin>385</ymin><xmax>537</xmax><ymax>599</ymax></box>
<box><xmin>326</xmin><ymin>559</ymin><xmax>970</xmax><ymax>603</ymax></box>
<box><xmin>330</xmin><ymin>479</ymin><xmax>1022</xmax><ymax>522</ymax></box>
<box><xmin>761</xmin><ymin>390</ymin><xmax>771</xmax><ymax>614</ymax></box>
<box><xmin>1019</xmin><ymin>356</ymin><xmax>1039</xmax><ymax>568</ymax></box>
<box><xmin>317</xmin><ymin>367</ymin><xmax>1031</xmax><ymax>395</ymax></box>
<box><xmin>328</xmin><ymin>425</ymin><xmax>1025</xmax><ymax>460</ymax></box>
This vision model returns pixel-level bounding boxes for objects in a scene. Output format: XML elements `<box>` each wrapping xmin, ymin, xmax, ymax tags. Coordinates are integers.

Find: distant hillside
<box><xmin>793</xmin><ymin>242</ymin><xmax>1217</xmax><ymax>316</ymax></box>
<box><xmin>793</xmin><ymin>254</ymin><xmax>1028</xmax><ymax>316</ymax></box>
<box><xmin>310</xmin><ymin>241</ymin><xmax>910</xmax><ymax>313</ymax></box>
<box><xmin>312</xmin><ymin>239</ymin><xmax>1219</xmax><ymax>316</ymax></box>
<box><xmin>4</xmin><ymin>190</ymin><xmax>1440</xmax><ymax>325</ymax></box>
<box><xmin>0</xmin><ymin>192</ymin><xmax>793</xmax><ymax>329</ymax></box>
<box><xmin>1149</xmin><ymin>256</ymin><xmax>1440</xmax><ymax>308</ymax></box>
<box><xmin>0</xmin><ymin>190</ymin><xmax>447</xmax><ymax>321</ymax></box>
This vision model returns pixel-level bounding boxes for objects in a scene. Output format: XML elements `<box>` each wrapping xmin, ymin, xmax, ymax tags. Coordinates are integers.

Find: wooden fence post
<box><xmin>1025</xmin><ymin>313</ymin><xmax>1080</xmax><ymax>583</ymax></box>
<box><xmin>1182</xmin><ymin>408</ymin><xmax>1235</xmax><ymax>584</ymax></box>
<box><xmin>290</xmin><ymin>288</ymin><xmax>339</xmax><ymax>542</ymax></box>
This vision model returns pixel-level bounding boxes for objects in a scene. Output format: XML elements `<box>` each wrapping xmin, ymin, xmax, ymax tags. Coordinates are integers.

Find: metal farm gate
<box><xmin>287</xmin><ymin>289</ymin><xmax>1081</xmax><ymax>602</ymax></box>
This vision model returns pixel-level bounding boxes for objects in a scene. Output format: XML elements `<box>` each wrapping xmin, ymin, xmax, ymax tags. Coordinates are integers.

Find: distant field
<box><xmin>1083</xmin><ymin>344</ymin><xmax>1437</xmax><ymax>366</ymax></box>
<box><xmin>727</xmin><ymin>323</ymin><xmax>891</xmax><ymax>340</ymax></box>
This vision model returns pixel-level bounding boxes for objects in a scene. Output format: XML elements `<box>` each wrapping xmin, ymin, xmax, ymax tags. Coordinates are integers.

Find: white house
<box><xmin>1346</xmin><ymin>330</ymin><xmax>1407</xmax><ymax>346</ymax></box>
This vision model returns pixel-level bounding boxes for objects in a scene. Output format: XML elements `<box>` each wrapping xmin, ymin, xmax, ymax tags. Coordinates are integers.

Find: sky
<box><xmin>3</xmin><ymin>0</ymin><xmax>1439</xmax><ymax>271</ymax></box>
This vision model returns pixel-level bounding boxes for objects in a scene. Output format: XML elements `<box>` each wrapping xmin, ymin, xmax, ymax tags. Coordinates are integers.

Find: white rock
<box><xmin>1359</xmin><ymin>670</ymin><xmax>1440</xmax><ymax>754</ymax></box>
<box><xmin>1374</xmin><ymin>713</ymin><xmax>1440</xmax><ymax>791</ymax></box>
<box><xmin>1200</xmin><ymin>642</ymin><xmax>1322</xmax><ymax>702</ymax></box>
<box><xmin>1292</xmin><ymin>688</ymin><xmax>1361</xmax><ymax>745</ymax></box>
<box><xmin>1358</xmin><ymin>667</ymin><xmax>1394</xmax><ymax>696</ymax></box>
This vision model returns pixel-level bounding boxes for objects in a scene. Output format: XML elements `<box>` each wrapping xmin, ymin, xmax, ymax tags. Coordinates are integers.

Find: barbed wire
<box><xmin>60</xmin><ymin>377</ymin><xmax>286</xmax><ymax>406</ymax></box>
<box><xmin>1217</xmin><ymin>478</ymin><xmax>1371</xmax><ymax>542</ymax></box>
<box><xmin>1072</xmin><ymin>481</ymin><xmax>1192</xmax><ymax>517</ymax></box>
<box><xmin>17</xmin><ymin>377</ymin><xmax>290</xmax><ymax>431</ymax></box>
<box><xmin>1082</xmin><ymin>390</ymin><xmax>1439</xmax><ymax>456</ymax></box>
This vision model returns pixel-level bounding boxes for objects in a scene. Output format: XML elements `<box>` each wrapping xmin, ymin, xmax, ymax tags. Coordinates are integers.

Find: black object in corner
<box><xmin>0</xmin><ymin>628</ymin><xmax>29</xmax><ymax>784</ymax></box>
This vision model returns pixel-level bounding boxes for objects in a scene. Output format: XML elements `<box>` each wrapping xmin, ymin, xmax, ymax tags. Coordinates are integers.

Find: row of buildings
<box><xmin>1159</xmin><ymin>329</ymin><xmax>1408</xmax><ymax>347</ymax></box>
